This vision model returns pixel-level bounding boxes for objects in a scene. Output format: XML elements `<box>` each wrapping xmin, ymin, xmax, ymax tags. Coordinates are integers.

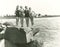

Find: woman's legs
<box><xmin>16</xmin><ymin>17</ymin><xmax>19</xmax><ymax>26</ymax></box>
<box><xmin>30</xmin><ymin>17</ymin><xmax>34</xmax><ymax>26</ymax></box>
<box><xmin>25</xmin><ymin>17</ymin><xmax>29</xmax><ymax>27</ymax></box>
<box><xmin>20</xmin><ymin>17</ymin><xmax>24</xmax><ymax>27</ymax></box>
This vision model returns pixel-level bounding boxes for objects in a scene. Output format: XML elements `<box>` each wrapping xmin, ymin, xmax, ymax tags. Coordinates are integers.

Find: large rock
<box><xmin>4</xmin><ymin>27</ymin><xmax>27</xmax><ymax>44</ymax></box>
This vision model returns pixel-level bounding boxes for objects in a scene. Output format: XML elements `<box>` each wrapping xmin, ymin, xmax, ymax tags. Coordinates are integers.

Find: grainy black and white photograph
<box><xmin>0</xmin><ymin>0</ymin><xmax>60</xmax><ymax>47</ymax></box>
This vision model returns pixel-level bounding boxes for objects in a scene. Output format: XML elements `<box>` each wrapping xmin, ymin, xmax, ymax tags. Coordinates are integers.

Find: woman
<box><xmin>24</xmin><ymin>6</ymin><xmax>30</xmax><ymax>27</ymax></box>
<box><xmin>15</xmin><ymin>5</ymin><xmax>20</xmax><ymax>26</ymax></box>
<box><xmin>29</xmin><ymin>7</ymin><xmax>34</xmax><ymax>26</ymax></box>
<box><xmin>19</xmin><ymin>6</ymin><xmax>24</xmax><ymax>27</ymax></box>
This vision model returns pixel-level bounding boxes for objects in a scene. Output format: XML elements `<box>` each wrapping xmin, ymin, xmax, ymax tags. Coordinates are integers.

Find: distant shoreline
<box><xmin>0</xmin><ymin>16</ymin><xmax>60</xmax><ymax>19</ymax></box>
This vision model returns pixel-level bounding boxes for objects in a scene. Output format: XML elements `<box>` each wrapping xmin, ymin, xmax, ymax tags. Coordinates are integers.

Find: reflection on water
<box><xmin>0</xmin><ymin>17</ymin><xmax>60</xmax><ymax>47</ymax></box>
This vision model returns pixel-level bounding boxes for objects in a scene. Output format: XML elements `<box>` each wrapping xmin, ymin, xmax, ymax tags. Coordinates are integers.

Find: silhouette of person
<box><xmin>19</xmin><ymin>6</ymin><xmax>24</xmax><ymax>27</ymax></box>
<box><xmin>29</xmin><ymin>7</ymin><xmax>34</xmax><ymax>26</ymax></box>
<box><xmin>24</xmin><ymin>6</ymin><xmax>30</xmax><ymax>27</ymax></box>
<box><xmin>15</xmin><ymin>5</ymin><xmax>20</xmax><ymax>26</ymax></box>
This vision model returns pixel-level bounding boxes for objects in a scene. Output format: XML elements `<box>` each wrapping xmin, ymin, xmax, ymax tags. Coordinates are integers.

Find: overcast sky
<box><xmin>0</xmin><ymin>0</ymin><xmax>60</xmax><ymax>16</ymax></box>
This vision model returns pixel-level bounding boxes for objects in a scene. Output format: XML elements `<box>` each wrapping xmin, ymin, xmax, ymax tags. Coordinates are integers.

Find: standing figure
<box><xmin>29</xmin><ymin>7</ymin><xmax>34</xmax><ymax>26</ymax></box>
<box><xmin>19</xmin><ymin>6</ymin><xmax>24</xmax><ymax>27</ymax></box>
<box><xmin>24</xmin><ymin>6</ymin><xmax>30</xmax><ymax>27</ymax></box>
<box><xmin>15</xmin><ymin>5</ymin><xmax>20</xmax><ymax>26</ymax></box>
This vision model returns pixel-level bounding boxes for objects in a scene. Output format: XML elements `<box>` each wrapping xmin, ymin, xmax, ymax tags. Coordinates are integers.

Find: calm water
<box><xmin>0</xmin><ymin>17</ymin><xmax>60</xmax><ymax>47</ymax></box>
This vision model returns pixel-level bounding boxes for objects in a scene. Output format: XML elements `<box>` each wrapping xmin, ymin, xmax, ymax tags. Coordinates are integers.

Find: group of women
<box><xmin>15</xmin><ymin>5</ymin><xmax>34</xmax><ymax>27</ymax></box>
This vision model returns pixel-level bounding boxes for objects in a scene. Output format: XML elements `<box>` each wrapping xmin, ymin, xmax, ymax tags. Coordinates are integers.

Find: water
<box><xmin>0</xmin><ymin>17</ymin><xmax>60</xmax><ymax>47</ymax></box>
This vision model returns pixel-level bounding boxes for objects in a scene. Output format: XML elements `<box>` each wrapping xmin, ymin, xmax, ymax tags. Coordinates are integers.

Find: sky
<box><xmin>0</xmin><ymin>0</ymin><xmax>60</xmax><ymax>16</ymax></box>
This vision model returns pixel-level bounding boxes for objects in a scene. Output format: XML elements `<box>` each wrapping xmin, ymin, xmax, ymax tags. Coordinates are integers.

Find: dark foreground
<box><xmin>0</xmin><ymin>17</ymin><xmax>60</xmax><ymax>47</ymax></box>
